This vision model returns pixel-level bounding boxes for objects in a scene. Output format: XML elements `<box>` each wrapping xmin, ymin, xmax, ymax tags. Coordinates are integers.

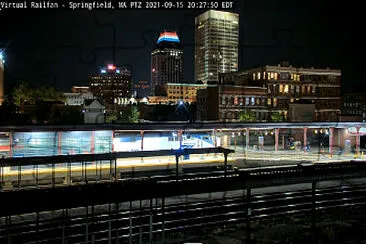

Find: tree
<box><xmin>105</xmin><ymin>111</ymin><xmax>118</xmax><ymax>124</ymax></box>
<box><xmin>118</xmin><ymin>106</ymin><xmax>140</xmax><ymax>123</ymax></box>
<box><xmin>35</xmin><ymin>85</ymin><xmax>66</xmax><ymax>102</ymax></box>
<box><xmin>271</xmin><ymin>112</ymin><xmax>286</xmax><ymax>122</ymax></box>
<box><xmin>12</xmin><ymin>81</ymin><xmax>35</xmax><ymax>106</ymax></box>
<box><xmin>129</xmin><ymin>106</ymin><xmax>139</xmax><ymax>123</ymax></box>
<box><xmin>13</xmin><ymin>82</ymin><xmax>66</xmax><ymax>107</ymax></box>
<box><xmin>239</xmin><ymin>109</ymin><xmax>256</xmax><ymax>122</ymax></box>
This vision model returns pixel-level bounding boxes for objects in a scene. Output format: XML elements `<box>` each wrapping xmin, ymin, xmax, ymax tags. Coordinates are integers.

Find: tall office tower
<box><xmin>90</xmin><ymin>64</ymin><xmax>132</xmax><ymax>105</ymax></box>
<box><xmin>194</xmin><ymin>10</ymin><xmax>239</xmax><ymax>84</ymax></box>
<box><xmin>0</xmin><ymin>50</ymin><xmax>4</xmax><ymax>105</ymax></box>
<box><xmin>151</xmin><ymin>31</ymin><xmax>183</xmax><ymax>96</ymax></box>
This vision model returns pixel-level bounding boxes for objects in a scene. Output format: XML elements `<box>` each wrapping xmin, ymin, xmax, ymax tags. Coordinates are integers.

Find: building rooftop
<box><xmin>156</xmin><ymin>31</ymin><xmax>180</xmax><ymax>44</ymax></box>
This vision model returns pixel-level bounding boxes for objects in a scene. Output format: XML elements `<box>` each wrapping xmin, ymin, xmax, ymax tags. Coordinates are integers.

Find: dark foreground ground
<box><xmin>163</xmin><ymin>205</ymin><xmax>366</xmax><ymax>244</ymax></box>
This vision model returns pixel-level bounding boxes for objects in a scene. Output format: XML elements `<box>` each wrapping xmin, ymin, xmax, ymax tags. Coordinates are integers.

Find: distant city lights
<box><xmin>107</xmin><ymin>64</ymin><xmax>116</xmax><ymax>70</ymax></box>
<box><xmin>100</xmin><ymin>65</ymin><xmax>120</xmax><ymax>73</ymax></box>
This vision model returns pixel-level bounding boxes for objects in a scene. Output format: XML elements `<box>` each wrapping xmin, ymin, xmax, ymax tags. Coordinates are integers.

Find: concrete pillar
<box><xmin>338</xmin><ymin>129</ymin><xmax>341</xmax><ymax>149</ymax></box>
<box><xmin>234</xmin><ymin>131</ymin><xmax>237</xmax><ymax>150</ymax></box>
<box><xmin>111</xmin><ymin>131</ymin><xmax>115</xmax><ymax>152</ymax></box>
<box><xmin>9</xmin><ymin>131</ymin><xmax>13</xmax><ymax>158</ymax></box>
<box><xmin>329</xmin><ymin>127</ymin><xmax>334</xmax><ymax>156</ymax></box>
<box><xmin>303</xmin><ymin>127</ymin><xmax>308</xmax><ymax>152</ymax></box>
<box><xmin>246</xmin><ymin>128</ymin><xmax>250</xmax><ymax>149</ymax></box>
<box><xmin>140</xmin><ymin>130</ymin><xmax>144</xmax><ymax>151</ymax></box>
<box><xmin>213</xmin><ymin>129</ymin><xmax>217</xmax><ymax>148</ymax></box>
<box><xmin>178</xmin><ymin>130</ymin><xmax>183</xmax><ymax>148</ymax></box>
<box><xmin>57</xmin><ymin>132</ymin><xmax>62</xmax><ymax>155</ymax></box>
<box><xmin>275</xmin><ymin>128</ymin><xmax>279</xmax><ymax>152</ymax></box>
<box><xmin>356</xmin><ymin>127</ymin><xmax>360</xmax><ymax>156</ymax></box>
<box><xmin>90</xmin><ymin>131</ymin><xmax>95</xmax><ymax>154</ymax></box>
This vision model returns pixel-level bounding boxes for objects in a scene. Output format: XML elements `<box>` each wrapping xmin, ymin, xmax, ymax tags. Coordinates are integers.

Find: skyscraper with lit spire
<box><xmin>151</xmin><ymin>31</ymin><xmax>184</xmax><ymax>96</ymax></box>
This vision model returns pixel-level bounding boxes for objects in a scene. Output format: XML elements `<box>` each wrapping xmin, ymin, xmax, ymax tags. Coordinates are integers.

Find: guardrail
<box><xmin>0</xmin><ymin>147</ymin><xmax>235</xmax><ymax>190</ymax></box>
<box><xmin>0</xmin><ymin>147</ymin><xmax>234</xmax><ymax>167</ymax></box>
<box><xmin>1</xmin><ymin>160</ymin><xmax>366</xmax><ymax>217</ymax></box>
<box><xmin>1</xmin><ymin>179</ymin><xmax>366</xmax><ymax>243</ymax></box>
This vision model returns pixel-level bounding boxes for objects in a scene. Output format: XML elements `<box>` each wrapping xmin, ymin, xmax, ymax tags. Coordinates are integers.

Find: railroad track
<box><xmin>1</xmin><ymin>183</ymin><xmax>366</xmax><ymax>243</ymax></box>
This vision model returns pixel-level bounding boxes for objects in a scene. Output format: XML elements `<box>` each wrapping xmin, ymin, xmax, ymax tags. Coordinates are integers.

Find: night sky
<box><xmin>0</xmin><ymin>0</ymin><xmax>360</xmax><ymax>95</ymax></box>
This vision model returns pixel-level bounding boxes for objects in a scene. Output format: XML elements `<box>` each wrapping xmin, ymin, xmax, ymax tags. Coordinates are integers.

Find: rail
<box><xmin>0</xmin><ymin>147</ymin><xmax>234</xmax><ymax>167</ymax></box>
<box><xmin>0</xmin><ymin>147</ymin><xmax>235</xmax><ymax>190</ymax></box>
<box><xmin>1</xmin><ymin>160</ymin><xmax>366</xmax><ymax>217</ymax></box>
<box><xmin>1</xmin><ymin>181</ymin><xmax>366</xmax><ymax>243</ymax></box>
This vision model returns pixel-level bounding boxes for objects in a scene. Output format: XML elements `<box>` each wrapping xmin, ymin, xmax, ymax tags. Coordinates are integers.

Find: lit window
<box><xmin>284</xmin><ymin>85</ymin><xmax>289</xmax><ymax>93</ymax></box>
<box><xmin>234</xmin><ymin>97</ymin><xmax>238</xmax><ymax>105</ymax></box>
<box><xmin>273</xmin><ymin>98</ymin><xmax>277</xmax><ymax>107</ymax></box>
<box><xmin>257</xmin><ymin>72</ymin><xmax>261</xmax><ymax>79</ymax></box>
<box><xmin>245</xmin><ymin>97</ymin><xmax>249</xmax><ymax>105</ymax></box>
<box><xmin>267</xmin><ymin>98</ymin><xmax>271</xmax><ymax>105</ymax></box>
<box><xmin>274</xmin><ymin>73</ymin><xmax>278</xmax><ymax>80</ymax></box>
<box><xmin>307</xmin><ymin>86</ymin><xmax>311</xmax><ymax>93</ymax></box>
<box><xmin>251</xmin><ymin>97</ymin><xmax>255</xmax><ymax>105</ymax></box>
<box><xmin>263</xmin><ymin>72</ymin><xmax>266</xmax><ymax>79</ymax></box>
<box><xmin>290</xmin><ymin>98</ymin><xmax>294</xmax><ymax>102</ymax></box>
<box><xmin>270</xmin><ymin>73</ymin><xmax>274</xmax><ymax>79</ymax></box>
<box><xmin>279</xmin><ymin>85</ymin><xmax>284</xmax><ymax>93</ymax></box>
<box><xmin>253</xmin><ymin>73</ymin><xmax>255</xmax><ymax>80</ymax></box>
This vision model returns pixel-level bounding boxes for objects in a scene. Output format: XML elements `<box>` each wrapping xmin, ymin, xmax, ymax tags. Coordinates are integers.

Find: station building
<box><xmin>0</xmin><ymin>122</ymin><xmax>365</xmax><ymax>160</ymax></box>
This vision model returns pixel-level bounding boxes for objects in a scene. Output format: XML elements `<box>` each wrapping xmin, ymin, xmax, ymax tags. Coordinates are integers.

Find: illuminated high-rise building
<box><xmin>89</xmin><ymin>64</ymin><xmax>132</xmax><ymax>105</ymax></box>
<box><xmin>194</xmin><ymin>10</ymin><xmax>239</xmax><ymax>84</ymax></box>
<box><xmin>0</xmin><ymin>50</ymin><xmax>4</xmax><ymax>105</ymax></box>
<box><xmin>151</xmin><ymin>31</ymin><xmax>183</xmax><ymax>96</ymax></box>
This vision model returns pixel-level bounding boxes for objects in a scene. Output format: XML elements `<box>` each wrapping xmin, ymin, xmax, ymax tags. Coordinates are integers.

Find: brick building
<box><xmin>167</xmin><ymin>83</ymin><xmax>208</xmax><ymax>104</ymax></box>
<box><xmin>246</xmin><ymin>63</ymin><xmax>341</xmax><ymax>122</ymax></box>
<box><xmin>196</xmin><ymin>85</ymin><xmax>268</xmax><ymax>122</ymax></box>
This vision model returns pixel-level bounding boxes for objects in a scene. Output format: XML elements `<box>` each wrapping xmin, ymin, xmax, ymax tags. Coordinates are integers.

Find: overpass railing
<box><xmin>0</xmin><ymin>147</ymin><xmax>234</xmax><ymax>190</ymax></box>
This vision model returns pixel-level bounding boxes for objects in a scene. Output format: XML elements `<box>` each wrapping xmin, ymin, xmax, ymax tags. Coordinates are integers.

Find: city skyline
<box><xmin>0</xmin><ymin>1</ymin><xmax>360</xmax><ymax>94</ymax></box>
